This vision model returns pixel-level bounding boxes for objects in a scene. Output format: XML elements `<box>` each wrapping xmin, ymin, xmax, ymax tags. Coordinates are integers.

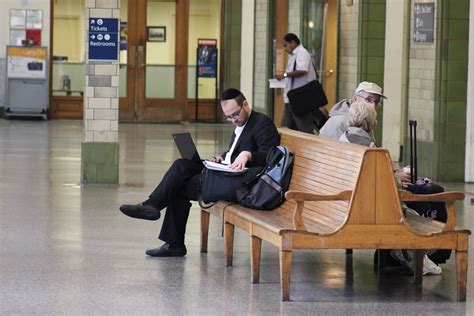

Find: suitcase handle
<box><xmin>409</xmin><ymin>120</ymin><xmax>417</xmax><ymax>183</ymax></box>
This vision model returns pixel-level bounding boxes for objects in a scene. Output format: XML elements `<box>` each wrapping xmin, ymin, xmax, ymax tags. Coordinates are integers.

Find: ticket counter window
<box><xmin>52</xmin><ymin>0</ymin><xmax>85</xmax><ymax>97</ymax></box>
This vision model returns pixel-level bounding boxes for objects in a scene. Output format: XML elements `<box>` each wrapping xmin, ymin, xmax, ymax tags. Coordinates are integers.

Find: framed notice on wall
<box><xmin>414</xmin><ymin>2</ymin><xmax>435</xmax><ymax>43</ymax></box>
<box><xmin>26</xmin><ymin>9</ymin><xmax>43</xmax><ymax>29</ymax></box>
<box><xmin>10</xmin><ymin>9</ymin><xmax>26</xmax><ymax>29</ymax></box>
<box><xmin>7</xmin><ymin>46</ymin><xmax>47</xmax><ymax>79</ymax></box>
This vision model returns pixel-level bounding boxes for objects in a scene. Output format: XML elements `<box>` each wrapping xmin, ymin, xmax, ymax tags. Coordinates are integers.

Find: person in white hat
<box><xmin>320</xmin><ymin>81</ymin><xmax>411</xmax><ymax>185</ymax></box>
<box><xmin>319</xmin><ymin>81</ymin><xmax>386</xmax><ymax>140</ymax></box>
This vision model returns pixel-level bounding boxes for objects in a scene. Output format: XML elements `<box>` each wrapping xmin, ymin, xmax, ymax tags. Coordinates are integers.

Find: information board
<box><xmin>414</xmin><ymin>3</ymin><xmax>435</xmax><ymax>43</ymax></box>
<box><xmin>7</xmin><ymin>46</ymin><xmax>47</xmax><ymax>79</ymax></box>
<box><xmin>197</xmin><ymin>39</ymin><xmax>217</xmax><ymax>78</ymax></box>
<box><xmin>88</xmin><ymin>18</ymin><xmax>119</xmax><ymax>61</ymax></box>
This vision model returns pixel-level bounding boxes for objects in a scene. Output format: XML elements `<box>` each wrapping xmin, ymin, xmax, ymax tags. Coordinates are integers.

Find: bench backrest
<box><xmin>279</xmin><ymin>128</ymin><xmax>404</xmax><ymax>233</ymax></box>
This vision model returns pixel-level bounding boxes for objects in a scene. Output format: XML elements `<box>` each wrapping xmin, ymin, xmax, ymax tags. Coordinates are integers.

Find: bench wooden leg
<box><xmin>413</xmin><ymin>250</ymin><xmax>423</xmax><ymax>284</ymax></box>
<box><xmin>345</xmin><ymin>249</ymin><xmax>353</xmax><ymax>255</ymax></box>
<box><xmin>200</xmin><ymin>210</ymin><xmax>210</xmax><ymax>253</ymax></box>
<box><xmin>456</xmin><ymin>251</ymin><xmax>468</xmax><ymax>301</ymax></box>
<box><xmin>279</xmin><ymin>250</ymin><xmax>292</xmax><ymax>301</ymax></box>
<box><xmin>224</xmin><ymin>222</ymin><xmax>234</xmax><ymax>267</ymax></box>
<box><xmin>250</xmin><ymin>236</ymin><xmax>262</xmax><ymax>284</ymax></box>
<box><xmin>377</xmin><ymin>249</ymin><xmax>389</xmax><ymax>271</ymax></box>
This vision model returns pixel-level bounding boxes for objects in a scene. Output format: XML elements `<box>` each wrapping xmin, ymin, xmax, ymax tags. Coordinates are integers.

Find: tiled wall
<box><xmin>288</xmin><ymin>0</ymin><xmax>302</xmax><ymax>35</ymax></box>
<box><xmin>435</xmin><ymin>0</ymin><xmax>469</xmax><ymax>181</ymax></box>
<box><xmin>407</xmin><ymin>1</ymin><xmax>437</xmax><ymax>144</ymax></box>
<box><xmin>404</xmin><ymin>0</ymin><xmax>439</xmax><ymax>176</ymax></box>
<box><xmin>253</xmin><ymin>0</ymin><xmax>270</xmax><ymax>114</ymax></box>
<box><xmin>81</xmin><ymin>0</ymin><xmax>120</xmax><ymax>184</ymax></box>
<box><xmin>338</xmin><ymin>0</ymin><xmax>360</xmax><ymax>101</ymax></box>
<box><xmin>0</xmin><ymin>58</ymin><xmax>4</xmax><ymax>111</ymax></box>
<box><xmin>466</xmin><ymin>0</ymin><xmax>474</xmax><ymax>181</ymax></box>
<box><xmin>358</xmin><ymin>0</ymin><xmax>386</xmax><ymax>143</ymax></box>
<box><xmin>83</xmin><ymin>4</ymin><xmax>120</xmax><ymax>143</ymax></box>
<box><xmin>223</xmin><ymin>0</ymin><xmax>242</xmax><ymax>90</ymax></box>
<box><xmin>403</xmin><ymin>0</ymin><xmax>469</xmax><ymax>181</ymax></box>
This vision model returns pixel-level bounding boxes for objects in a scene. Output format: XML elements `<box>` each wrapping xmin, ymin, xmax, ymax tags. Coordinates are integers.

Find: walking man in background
<box><xmin>276</xmin><ymin>33</ymin><xmax>317</xmax><ymax>134</ymax></box>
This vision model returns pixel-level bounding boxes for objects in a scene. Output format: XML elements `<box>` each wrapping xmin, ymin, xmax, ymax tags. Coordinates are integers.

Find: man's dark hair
<box><xmin>283</xmin><ymin>33</ymin><xmax>300</xmax><ymax>45</ymax></box>
<box><xmin>221</xmin><ymin>88</ymin><xmax>246</xmax><ymax>106</ymax></box>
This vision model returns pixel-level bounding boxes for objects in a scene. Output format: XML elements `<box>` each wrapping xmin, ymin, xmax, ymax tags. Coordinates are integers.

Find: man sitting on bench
<box><xmin>119</xmin><ymin>88</ymin><xmax>279</xmax><ymax>257</ymax></box>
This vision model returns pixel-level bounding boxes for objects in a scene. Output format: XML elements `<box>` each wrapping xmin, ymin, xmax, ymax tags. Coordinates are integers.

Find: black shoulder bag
<box><xmin>287</xmin><ymin>54</ymin><xmax>328</xmax><ymax>116</ymax></box>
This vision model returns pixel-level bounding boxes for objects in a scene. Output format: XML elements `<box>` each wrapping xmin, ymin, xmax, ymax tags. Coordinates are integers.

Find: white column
<box><xmin>465</xmin><ymin>0</ymin><xmax>474</xmax><ymax>182</ymax></box>
<box><xmin>382</xmin><ymin>0</ymin><xmax>409</xmax><ymax>161</ymax></box>
<box><xmin>240</xmin><ymin>0</ymin><xmax>255</xmax><ymax>107</ymax></box>
<box><xmin>84</xmin><ymin>0</ymin><xmax>119</xmax><ymax>143</ymax></box>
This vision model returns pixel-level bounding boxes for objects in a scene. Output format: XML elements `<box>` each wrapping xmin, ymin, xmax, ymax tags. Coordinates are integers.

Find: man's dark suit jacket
<box><xmin>222</xmin><ymin>111</ymin><xmax>280</xmax><ymax>167</ymax></box>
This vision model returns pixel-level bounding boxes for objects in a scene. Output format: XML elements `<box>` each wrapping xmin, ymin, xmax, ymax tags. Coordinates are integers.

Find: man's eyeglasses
<box><xmin>225</xmin><ymin>106</ymin><xmax>243</xmax><ymax>121</ymax></box>
<box><xmin>357</xmin><ymin>93</ymin><xmax>382</xmax><ymax>106</ymax></box>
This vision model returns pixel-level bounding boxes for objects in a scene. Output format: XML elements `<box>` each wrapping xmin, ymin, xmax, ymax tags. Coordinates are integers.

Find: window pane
<box><xmin>145</xmin><ymin>0</ymin><xmax>176</xmax><ymax>99</ymax></box>
<box><xmin>52</xmin><ymin>0</ymin><xmax>85</xmax><ymax>96</ymax></box>
<box><xmin>302</xmin><ymin>0</ymin><xmax>325</xmax><ymax>73</ymax></box>
<box><xmin>188</xmin><ymin>0</ymin><xmax>221</xmax><ymax>99</ymax></box>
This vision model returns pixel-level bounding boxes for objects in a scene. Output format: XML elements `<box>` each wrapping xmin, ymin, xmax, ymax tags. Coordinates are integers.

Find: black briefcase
<box><xmin>287</xmin><ymin>80</ymin><xmax>328</xmax><ymax>116</ymax></box>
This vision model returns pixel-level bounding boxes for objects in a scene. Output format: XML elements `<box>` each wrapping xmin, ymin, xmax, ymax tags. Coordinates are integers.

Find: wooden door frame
<box><xmin>119</xmin><ymin>1</ymin><xmax>139</xmax><ymax>121</ymax></box>
<box><xmin>273</xmin><ymin>0</ymin><xmax>289</xmax><ymax>126</ymax></box>
<box><xmin>323</xmin><ymin>0</ymin><xmax>338</xmax><ymax>110</ymax></box>
<box><xmin>137</xmin><ymin>0</ymin><xmax>189</xmax><ymax>121</ymax></box>
<box><xmin>49</xmin><ymin>0</ymin><xmax>84</xmax><ymax>119</ymax></box>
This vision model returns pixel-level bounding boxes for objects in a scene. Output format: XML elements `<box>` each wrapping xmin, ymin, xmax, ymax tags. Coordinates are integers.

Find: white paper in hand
<box><xmin>203</xmin><ymin>161</ymin><xmax>246</xmax><ymax>173</ymax></box>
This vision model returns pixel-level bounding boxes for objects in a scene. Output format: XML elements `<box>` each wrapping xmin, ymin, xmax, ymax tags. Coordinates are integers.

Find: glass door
<box><xmin>119</xmin><ymin>0</ymin><xmax>188</xmax><ymax>121</ymax></box>
<box><xmin>302</xmin><ymin>0</ymin><xmax>338</xmax><ymax>108</ymax></box>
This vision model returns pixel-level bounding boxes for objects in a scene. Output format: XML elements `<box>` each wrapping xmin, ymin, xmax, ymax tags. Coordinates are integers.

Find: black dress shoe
<box><xmin>119</xmin><ymin>203</ymin><xmax>161</xmax><ymax>221</ymax></box>
<box><xmin>146</xmin><ymin>243</ymin><xmax>187</xmax><ymax>257</ymax></box>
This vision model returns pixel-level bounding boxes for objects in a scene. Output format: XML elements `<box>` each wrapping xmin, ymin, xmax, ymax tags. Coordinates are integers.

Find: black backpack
<box><xmin>236</xmin><ymin>146</ymin><xmax>294</xmax><ymax>210</ymax></box>
<box><xmin>405</xmin><ymin>182</ymin><xmax>451</xmax><ymax>264</ymax></box>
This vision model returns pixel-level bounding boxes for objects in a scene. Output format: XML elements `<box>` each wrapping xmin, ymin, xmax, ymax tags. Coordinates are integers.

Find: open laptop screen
<box><xmin>172</xmin><ymin>132</ymin><xmax>201</xmax><ymax>163</ymax></box>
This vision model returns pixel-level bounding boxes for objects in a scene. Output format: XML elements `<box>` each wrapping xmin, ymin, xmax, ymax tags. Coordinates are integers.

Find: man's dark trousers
<box><xmin>146</xmin><ymin>158</ymin><xmax>203</xmax><ymax>246</ymax></box>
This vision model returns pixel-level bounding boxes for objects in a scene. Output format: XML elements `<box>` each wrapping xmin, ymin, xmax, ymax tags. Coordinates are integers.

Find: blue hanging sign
<box><xmin>88</xmin><ymin>18</ymin><xmax>119</xmax><ymax>61</ymax></box>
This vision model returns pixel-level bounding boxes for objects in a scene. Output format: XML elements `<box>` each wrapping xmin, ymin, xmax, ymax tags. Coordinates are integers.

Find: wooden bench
<box><xmin>200</xmin><ymin>128</ymin><xmax>470</xmax><ymax>301</ymax></box>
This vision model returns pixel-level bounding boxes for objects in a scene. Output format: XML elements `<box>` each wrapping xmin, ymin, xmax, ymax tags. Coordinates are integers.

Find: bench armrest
<box><xmin>399</xmin><ymin>190</ymin><xmax>465</xmax><ymax>231</ymax></box>
<box><xmin>285</xmin><ymin>190</ymin><xmax>353</xmax><ymax>231</ymax></box>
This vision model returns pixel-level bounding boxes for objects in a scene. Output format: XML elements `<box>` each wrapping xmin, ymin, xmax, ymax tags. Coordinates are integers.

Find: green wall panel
<box><xmin>223</xmin><ymin>0</ymin><xmax>242</xmax><ymax>90</ymax></box>
<box><xmin>358</xmin><ymin>0</ymin><xmax>386</xmax><ymax>144</ymax></box>
<box><xmin>81</xmin><ymin>142</ymin><xmax>119</xmax><ymax>184</ymax></box>
<box><xmin>433</xmin><ymin>0</ymin><xmax>469</xmax><ymax>181</ymax></box>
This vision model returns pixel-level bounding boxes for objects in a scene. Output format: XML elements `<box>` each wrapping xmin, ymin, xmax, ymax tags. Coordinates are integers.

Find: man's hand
<box><xmin>229</xmin><ymin>151</ymin><xmax>252</xmax><ymax>171</ymax></box>
<box><xmin>275</xmin><ymin>72</ymin><xmax>284</xmax><ymax>81</ymax></box>
<box><xmin>210</xmin><ymin>155</ymin><xmax>223</xmax><ymax>163</ymax></box>
<box><xmin>395</xmin><ymin>169</ymin><xmax>411</xmax><ymax>187</ymax></box>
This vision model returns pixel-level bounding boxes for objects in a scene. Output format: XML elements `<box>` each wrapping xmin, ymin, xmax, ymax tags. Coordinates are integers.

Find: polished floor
<box><xmin>0</xmin><ymin>120</ymin><xmax>473</xmax><ymax>315</ymax></box>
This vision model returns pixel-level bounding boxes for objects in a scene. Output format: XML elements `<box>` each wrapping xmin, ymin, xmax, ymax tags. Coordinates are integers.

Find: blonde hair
<box><xmin>347</xmin><ymin>101</ymin><xmax>377</xmax><ymax>132</ymax></box>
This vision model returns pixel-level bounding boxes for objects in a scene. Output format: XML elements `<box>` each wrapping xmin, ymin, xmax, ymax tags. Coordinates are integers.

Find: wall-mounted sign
<box><xmin>414</xmin><ymin>2</ymin><xmax>435</xmax><ymax>43</ymax></box>
<box><xmin>197</xmin><ymin>39</ymin><xmax>217</xmax><ymax>78</ymax></box>
<box><xmin>88</xmin><ymin>18</ymin><xmax>119</xmax><ymax>61</ymax></box>
<box><xmin>26</xmin><ymin>9</ymin><xmax>42</xmax><ymax>29</ymax></box>
<box><xmin>7</xmin><ymin>46</ymin><xmax>47</xmax><ymax>79</ymax></box>
<box><xmin>10</xmin><ymin>9</ymin><xmax>26</xmax><ymax>29</ymax></box>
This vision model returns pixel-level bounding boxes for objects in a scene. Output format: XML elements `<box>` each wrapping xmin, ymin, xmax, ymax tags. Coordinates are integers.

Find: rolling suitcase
<box><xmin>404</xmin><ymin>120</ymin><xmax>451</xmax><ymax>264</ymax></box>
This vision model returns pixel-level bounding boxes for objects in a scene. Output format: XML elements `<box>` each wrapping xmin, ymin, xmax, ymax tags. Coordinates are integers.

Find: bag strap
<box><xmin>198</xmin><ymin>194</ymin><xmax>215</xmax><ymax>209</ymax></box>
<box><xmin>291</xmin><ymin>61</ymin><xmax>296</xmax><ymax>89</ymax></box>
<box><xmin>290</xmin><ymin>47</ymin><xmax>320</xmax><ymax>90</ymax></box>
<box><xmin>303</xmin><ymin>45</ymin><xmax>320</xmax><ymax>81</ymax></box>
